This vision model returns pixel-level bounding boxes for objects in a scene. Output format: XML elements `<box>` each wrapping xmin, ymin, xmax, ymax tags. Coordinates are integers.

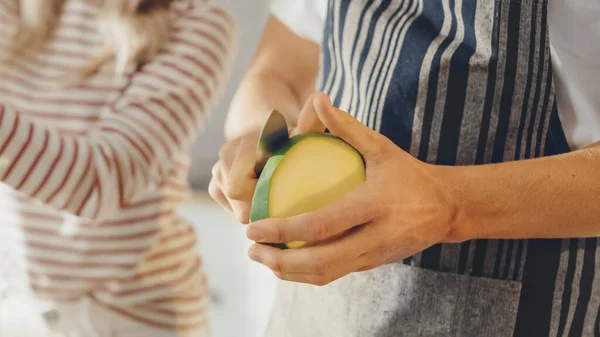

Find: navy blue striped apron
<box><xmin>265</xmin><ymin>1</ymin><xmax>600</xmax><ymax>336</ymax></box>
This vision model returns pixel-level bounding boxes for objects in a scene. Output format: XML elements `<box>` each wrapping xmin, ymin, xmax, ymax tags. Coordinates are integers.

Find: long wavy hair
<box><xmin>10</xmin><ymin>0</ymin><xmax>174</xmax><ymax>82</ymax></box>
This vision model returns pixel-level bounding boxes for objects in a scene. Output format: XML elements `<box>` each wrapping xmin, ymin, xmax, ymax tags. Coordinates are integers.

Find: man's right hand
<box><xmin>209</xmin><ymin>130</ymin><xmax>259</xmax><ymax>224</ymax></box>
<box><xmin>211</xmin><ymin>14</ymin><xmax>321</xmax><ymax>223</ymax></box>
<box><xmin>209</xmin><ymin>94</ymin><xmax>327</xmax><ymax>224</ymax></box>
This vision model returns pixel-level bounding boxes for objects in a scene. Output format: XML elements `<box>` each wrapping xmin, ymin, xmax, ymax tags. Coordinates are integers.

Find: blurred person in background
<box><xmin>0</xmin><ymin>0</ymin><xmax>236</xmax><ymax>336</ymax></box>
<box><xmin>210</xmin><ymin>0</ymin><xmax>600</xmax><ymax>336</ymax></box>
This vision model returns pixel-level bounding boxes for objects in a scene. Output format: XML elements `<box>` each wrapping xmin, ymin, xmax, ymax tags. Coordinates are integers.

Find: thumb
<box><xmin>290</xmin><ymin>93</ymin><xmax>327</xmax><ymax>136</ymax></box>
<box><xmin>312</xmin><ymin>92</ymin><xmax>379</xmax><ymax>156</ymax></box>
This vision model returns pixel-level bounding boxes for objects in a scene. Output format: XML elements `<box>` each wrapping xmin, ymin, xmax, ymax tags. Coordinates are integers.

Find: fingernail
<box><xmin>246</xmin><ymin>227</ymin><xmax>264</xmax><ymax>241</ymax></box>
<box><xmin>248</xmin><ymin>246</ymin><xmax>262</xmax><ymax>263</ymax></box>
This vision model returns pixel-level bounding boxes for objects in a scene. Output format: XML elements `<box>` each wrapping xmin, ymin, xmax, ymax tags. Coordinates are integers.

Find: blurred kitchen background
<box><xmin>0</xmin><ymin>2</ymin><xmax>280</xmax><ymax>337</ymax></box>
<box><xmin>181</xmin><ymin>1</ymin><xmax>279</xmax><ymax>337</ymax></box>
<box><xmin>190</xmin><ymin>0</ymin><xmax>269</xmax><ymax>189</ymax></box>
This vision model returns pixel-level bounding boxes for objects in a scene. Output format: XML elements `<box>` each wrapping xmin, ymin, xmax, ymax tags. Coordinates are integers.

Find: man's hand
<box><xmin>244</xmin><ymin>93</ymin><xmax>457</xmax><ymax>285</ymax></box>
<box><xmin>209</xmin><ymin>94</ymin><xmax>327</xmax><ymax>224</ymax></box>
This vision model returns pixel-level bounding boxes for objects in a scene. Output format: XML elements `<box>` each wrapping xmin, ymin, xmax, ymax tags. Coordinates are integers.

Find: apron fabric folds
<box><xmin>265</xmin><ymin>0</ymin><xmax>600</xmax><ymax>336</ymax></box>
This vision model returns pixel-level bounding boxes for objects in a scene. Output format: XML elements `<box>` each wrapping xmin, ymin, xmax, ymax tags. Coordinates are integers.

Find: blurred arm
<box><xmin>224</xmin><ymin>15</ymin><xmax>320</xmax><ymax>140</ymax></box>
<box><xmin>0</xmin><ymin>5</ymin><xmax>237</xmax><ymax>220</ymax></box>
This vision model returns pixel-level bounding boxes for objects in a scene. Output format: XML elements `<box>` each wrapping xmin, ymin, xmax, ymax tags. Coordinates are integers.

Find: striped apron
<box><xmin>265</xmin><ymin>1</ymin><xmax>600</xmax><ymax>336</ymax></box>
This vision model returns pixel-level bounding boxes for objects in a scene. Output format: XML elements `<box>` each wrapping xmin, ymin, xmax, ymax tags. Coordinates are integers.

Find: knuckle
<box><xmin>311</xmin><ymin>221</ymin><xmax>329</xmax><ymax>241</ymax></box>
<box><xmin>274</xmin><ymin>223</ymin><xmax>287</xmax><ymax>243</ymax></box>
<box><xmin>234</xmin><ymin>211</ymin><xmax>248</xmax><ymax>224</ymax></box>
<box><xmin>273</xmin><ymin>271</ymin><xmax>284</xmax><ymax>280</ymax></box>
<box><xmin>369</xmin><ymin>232</ymin><xmax>392</xmax><ymax>257</ymax></box>
<box><xmin>374</xmin><ymin>244</ymin><xmax>393</xmax><ymax>265</ymax></box>
<box><xmin>271</xmin><ymin>254</ymin><xmax>284</xmax><ymax>273</ymax></box>
<box><xmin>313</xmin><ymin>274</ymin><xmax>331</xmax><ymax>286</ymax></box>
<box><xmin>207</xmin><ymin>181</ymin><xmax>220</xmax><ymax>199</ymax></box>
<box><xmin>233</xmin><ymin>205</ymin><xmax>250</xmax><ymax>224</ymax></box>
<box><xmin>356</xmin><ymin>253</ymin><xmax>377</xmax><ymax>272</ymax></box>
<box><xmin>223</xmin><ymin>183</ymin><xmax>243</xmax><ymax>199</ymax></box>
<box><xmin>276</xmin><ymin>271</ymin><xmax>291</xmax><ymax>282</ymax></box>
<box><xmin>373</xmin><ymin>239</ymin><xmax>389</xmax><ymax>254</ymax></box>
<box><xmin>312</xmin><ymin>254</ymin><xmax>329</xmax><ymax>276</ymax></box>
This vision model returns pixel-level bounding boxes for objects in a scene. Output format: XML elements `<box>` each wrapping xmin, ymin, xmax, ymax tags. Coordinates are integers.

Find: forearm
<box><xmin>224</xmin><ymin>15</ymin><xmax>319</xmax><ymax>141</ymax></box>
<box><xmin>443</xmin><ymin>143</ymin><xmax>600</xmax><ymax>241</ymax></box>
<box><xmin>224</xmin><ymin>69</ymin><xmax>308</xmax><ymax>140</ymax></box>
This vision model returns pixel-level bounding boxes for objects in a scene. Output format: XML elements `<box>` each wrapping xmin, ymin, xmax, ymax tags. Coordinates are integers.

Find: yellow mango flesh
<box><xmin>267</xmin><ymin>136</ymin><xmax>366</xmax><ymax>248</ymax></box>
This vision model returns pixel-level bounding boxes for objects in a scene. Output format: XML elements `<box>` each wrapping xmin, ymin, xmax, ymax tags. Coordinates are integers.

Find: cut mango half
<box><xmin>249</xmin><ymin>133</ymin><xmax>366</xmax><ymax>249</ymax></box>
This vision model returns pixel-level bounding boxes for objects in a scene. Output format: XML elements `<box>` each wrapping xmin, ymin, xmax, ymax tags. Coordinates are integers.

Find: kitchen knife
<box><xmin>254</xmin><ymin>109</ymin><xmax>289</xmax><ymax>177</ymax></box>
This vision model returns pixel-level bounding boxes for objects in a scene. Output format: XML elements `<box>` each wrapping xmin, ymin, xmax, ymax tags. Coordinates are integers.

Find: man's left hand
<box><xmin>245</xmin><ymin>93</ymin><xmax>458</xmax><ymax>286</ymax></box>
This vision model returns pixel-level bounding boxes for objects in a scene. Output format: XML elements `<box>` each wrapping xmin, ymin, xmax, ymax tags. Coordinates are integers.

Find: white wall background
<box><xmin>188</xmin><ymin>0</ymin><xmax>272</xmax><ymax>189</ymax></box>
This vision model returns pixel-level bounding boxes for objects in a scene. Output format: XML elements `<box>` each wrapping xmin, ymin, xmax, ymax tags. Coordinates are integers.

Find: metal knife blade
<box><xmin>254</xmin><ymin>109</ymin><xmax>289</xmax><ymax>177</ymax></box>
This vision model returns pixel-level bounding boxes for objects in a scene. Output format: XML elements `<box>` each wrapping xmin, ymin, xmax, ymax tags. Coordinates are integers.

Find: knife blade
<box><xmin>254</xmin><ymin>109</ymin><xmax>290</xmax><ymax>177</ymax></box>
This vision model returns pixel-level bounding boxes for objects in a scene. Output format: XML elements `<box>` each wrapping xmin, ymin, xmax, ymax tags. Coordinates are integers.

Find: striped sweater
<box><xmin>0</xmin><ymin>0</ymin><xmax>236</xmax><ymax>331</ymax></box>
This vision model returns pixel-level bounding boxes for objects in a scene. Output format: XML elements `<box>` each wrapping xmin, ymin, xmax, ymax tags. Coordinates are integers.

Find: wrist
<box><xmin>432</xmin><ymin>165</ymin><xmax>476</xmax><ymax>243</ymax></box>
